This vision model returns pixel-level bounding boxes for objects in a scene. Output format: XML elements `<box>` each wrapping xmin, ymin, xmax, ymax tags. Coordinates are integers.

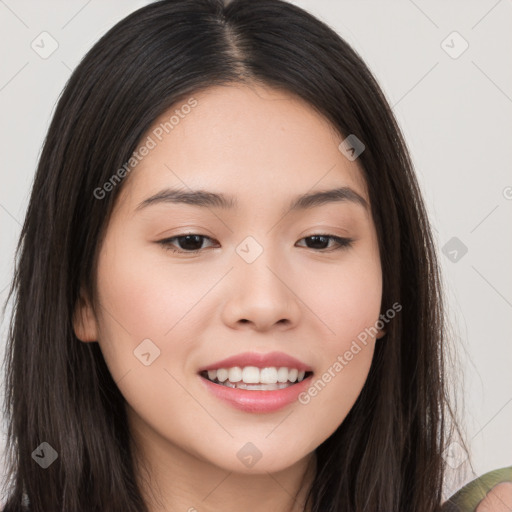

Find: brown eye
<box><xmin>296</xmin><ymin>235</ymin><xmax>354</xmax><ymax>251</ymax></box>
<box><xmin>157</xmin><ymin>233</ymin><xmax>353</xmax><ymax>255</ymax></box>
<box><xmin>158</xmin><ymin>234</ymin><xmax>216</xmax><ymax>253</ymax></box>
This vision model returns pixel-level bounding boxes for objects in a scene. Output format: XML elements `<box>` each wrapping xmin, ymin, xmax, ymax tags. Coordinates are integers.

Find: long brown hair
<box><xmin>1</xmin><ymin>0</ymin><xmax>470</xmax><ymax>510</ymax></box>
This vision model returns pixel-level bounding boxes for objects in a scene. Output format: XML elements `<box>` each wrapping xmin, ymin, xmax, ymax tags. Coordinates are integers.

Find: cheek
<box><xmin>301</xmin><ymin>247</ymin><xmax>383</xmax><ymax>342</ymax></box>
<box><xmin>294</xmin><ymin>247</ymin><xmax>381</xmax><ymax>434</ymax></box>
<box><xmin>296</xmin><ymin>339</ymin><xmax>375</xmax><ymax>456</ymax></box>
<box><xmin>92</xmin><ymin>235</ymin><xmax>201</xmax><ymax>388</ymax></box>
<box><xmin>95</xmin><ymin>233</ymin><xmax>207</xmax><ymax>341</ymax></box>
<box><xmin>296</xmin><ymin>272</ymin><xmax>380</xmax><ymax>447</ymax></box>
<box><xmin>93</xmin><ymin>241</ymin><xmax>197</xmax><ymax>432</ymax></box>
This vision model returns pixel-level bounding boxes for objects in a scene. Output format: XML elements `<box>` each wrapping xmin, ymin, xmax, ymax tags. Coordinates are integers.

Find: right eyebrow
<box><xmin>135</xmin><ymin>188</ymin><xmax>236</xmax><ymax>211</ymax></box>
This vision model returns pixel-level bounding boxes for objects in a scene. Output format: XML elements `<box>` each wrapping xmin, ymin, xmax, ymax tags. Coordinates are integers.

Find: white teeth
<box><xmin>229</xmin><ymin>382</ymin><xmax>292</xmax><ymax>390</ymax></box>
<box><xmin>202</xmin><ymin>366</ymin><xmax>310</xmax><ymax>385</ymax></box>
<box><xmin>216</xmin><ymin>368</ymin><xmax>228</xmax><ymax>382</ymax></box>
<box><xmin>288</xmin><ymin>368</ymin><xmax>298</xmax><ymax>382</ymax></box>
<box><xmin>259</xmin><ymin>367</ymin><xmax>278</xmax><ymax>384</ymax></box>
<box><xmin>276</xmin><ymin>367</ymin><xmax>288</xmax><ymax>383</ymax></box>
<box><xmin>228</xmin><ymin>367</ymin><xmax>242</xmax><ymax>382</ymax></box>
<box><xmin>242</xmin><ymin>366</ymin><xmax>260</xmax><ymax>384</ymax></box>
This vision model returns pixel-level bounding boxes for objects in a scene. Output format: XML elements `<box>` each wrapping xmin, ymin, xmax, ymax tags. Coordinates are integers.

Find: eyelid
<box><xmin>157</xmin><ymin>234</ymin><xmax>218</xmax><ymax>253</ymax></box>
<box><xmin>295</xmin><ymin>234</ymin><xmax>353</xmax><ymax>251</ymax></box>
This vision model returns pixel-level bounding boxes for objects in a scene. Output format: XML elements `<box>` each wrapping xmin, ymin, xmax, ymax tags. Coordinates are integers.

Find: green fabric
<box><xmin>441</xmin><ymin>466</ymin><xmax>512</xmax><ymax>511</ymax></box>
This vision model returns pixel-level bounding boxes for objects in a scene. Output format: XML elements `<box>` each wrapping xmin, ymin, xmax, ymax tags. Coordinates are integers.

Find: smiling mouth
<box><xmin>199</xmin><ymin>368</ymin><xmax>314</xmax><ymax>391</ymax></box>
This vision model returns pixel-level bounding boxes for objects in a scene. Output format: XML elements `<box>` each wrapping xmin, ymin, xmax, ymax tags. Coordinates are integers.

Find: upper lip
<box><xmin>198</xmin><ymin>351</ymin><xmax>313</xmax><ymax>373</ymax></box>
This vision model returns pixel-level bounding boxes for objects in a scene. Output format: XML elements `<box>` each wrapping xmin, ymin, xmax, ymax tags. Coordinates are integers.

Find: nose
<box><xmin>220</xmin><ymin>250</ymin><xmax>301</xmax><ymax>332</ymax></box>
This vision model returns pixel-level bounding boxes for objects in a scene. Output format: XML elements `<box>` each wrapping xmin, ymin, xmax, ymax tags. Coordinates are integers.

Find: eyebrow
<box><xmin>135</xmin><ymin>186</ymin><xmax>368</xmax><ymax>214</ymax></box>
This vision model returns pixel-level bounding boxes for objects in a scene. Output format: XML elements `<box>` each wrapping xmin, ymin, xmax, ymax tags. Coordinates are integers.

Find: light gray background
<box><xmin>0</xmin><ymin>0</ymin><xmax>511</xmax><ymax>500</ymax></box>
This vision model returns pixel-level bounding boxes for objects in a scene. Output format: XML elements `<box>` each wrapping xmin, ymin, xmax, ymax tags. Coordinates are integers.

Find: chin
<box><xmin>199</xmin><ymin>441</ymin><xmax>311</xmax><ymax>475</ymax></box>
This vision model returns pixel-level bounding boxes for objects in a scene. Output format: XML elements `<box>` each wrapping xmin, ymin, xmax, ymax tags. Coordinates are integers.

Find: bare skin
<box><xmin>476</xmin><ymin>482</ymin><xmax>512</xmax><ymax>512</ymax></box>
<box><xmin>74</xmin><ymin>83</ymin><xmax>386</xmax><ymax>512</ymax></box>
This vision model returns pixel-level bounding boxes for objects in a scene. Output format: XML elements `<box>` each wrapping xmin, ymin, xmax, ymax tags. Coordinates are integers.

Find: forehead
<box><xmin>115</xmin><ymin>83</ymin><xmax>369</xmax><ymax>214</ymax></box>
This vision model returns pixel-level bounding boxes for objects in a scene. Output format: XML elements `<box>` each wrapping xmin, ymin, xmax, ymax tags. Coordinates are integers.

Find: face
<box><xmin>74</xmin><ymin>83</ymin><xmax>384</xmax><ymax>476</ymax></box>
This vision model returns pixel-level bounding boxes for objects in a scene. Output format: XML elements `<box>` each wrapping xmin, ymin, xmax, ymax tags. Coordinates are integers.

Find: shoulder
<box><xmin>441</xmin><ymin>466</ymin><xmax>512</xmax><ymax>512</ymax></box>
<box><xmin>475</xmin><ymin>482</ymin><xmax>512</xmax><ymax>511</ymax></box>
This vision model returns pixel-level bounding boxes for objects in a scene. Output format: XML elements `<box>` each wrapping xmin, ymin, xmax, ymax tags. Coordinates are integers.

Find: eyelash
<box><xmin>157</xmin><ymin>233</ymin><xmax>354</xmax><ymax>254</ymax></box>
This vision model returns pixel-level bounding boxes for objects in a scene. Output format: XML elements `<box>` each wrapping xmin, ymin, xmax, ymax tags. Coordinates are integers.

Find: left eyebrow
<box><xmin>288</xmin><ymin>187</ymin><xmax>368</xmax><ymax>212</ymax></box>
<box><xmin>135</xmin><ymin>186</ymin><xmax>368</xmax><ymax>213</ymax></box>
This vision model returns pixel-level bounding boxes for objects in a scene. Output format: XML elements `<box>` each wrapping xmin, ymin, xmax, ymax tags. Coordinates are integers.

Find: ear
<box><xmin>376</xmin><ymin>326</ymin><xmax>387</xmax><ymax>340</ymax></box>
<box><xmin>73</xmin><ymin>288</ymin><xmax>98</xmax><ymax>342</ymax></box>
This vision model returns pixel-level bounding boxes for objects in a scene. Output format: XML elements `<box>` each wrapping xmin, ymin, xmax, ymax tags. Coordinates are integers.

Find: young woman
<box><xmin>1</xmin><ymin>0</ymin><xmax>510</xmax><ymax>510</ymax></box>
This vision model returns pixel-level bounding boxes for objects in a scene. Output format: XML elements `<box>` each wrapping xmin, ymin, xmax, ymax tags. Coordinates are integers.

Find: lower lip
<box><xmin>198</xmin><ymin>374</ymin><xmax>313</xmax><ymax>413</ymax></box>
